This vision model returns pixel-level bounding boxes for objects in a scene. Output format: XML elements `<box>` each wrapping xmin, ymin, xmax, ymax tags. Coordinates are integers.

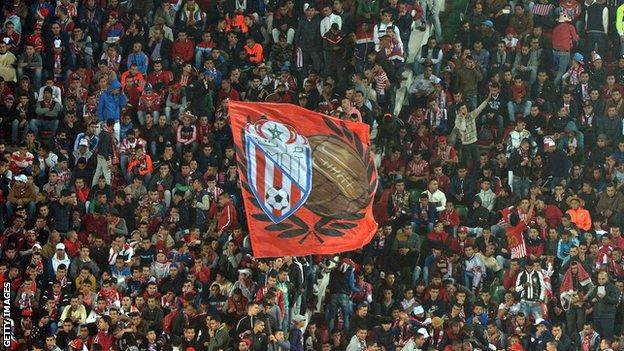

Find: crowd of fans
<box><xmin>2</xmin><ymin>0</ymin><xmax>624</xmax><ymax>350</ymax></box>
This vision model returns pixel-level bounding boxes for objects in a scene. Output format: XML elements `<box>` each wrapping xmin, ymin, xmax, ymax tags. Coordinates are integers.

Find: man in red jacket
<box><xmin>171</xmin><ymin>30</ymin><xmax>194</xmax><ymax>66</ymax></box>
<box><xmin>536</xmin><ymin>198</ymin><xmax>563</xmax><ymax>228</ymax></box>
<box><xmin>217</xmin><ymin>192</ymin><xmax>238</xmax><ymax>236</ymax></box>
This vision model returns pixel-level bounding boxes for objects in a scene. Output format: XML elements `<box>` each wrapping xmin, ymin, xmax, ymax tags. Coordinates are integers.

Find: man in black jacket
<box><xmin>586</xmin><ymin>271</ymin><xmax>620</xmax><ymax>338</ymax></box>
<box><xmin>147</xmin><ymin>28</ymin><xmax>173</xmax><ymax>69</ymax></box>
<box><xmin>92</xmin><ymin>119</ymin><xmax>114</xmax><ymax>186</ymax></box>
<box><xmin>543</xmin><ymin>137</ymin><xmax>570</xmax><ymax>191</ymax></box>
<box><xmin>295</xmin><ymin>5</ymin><xmax>322</xmax><ymax>75</ymax></box>
<box><xmin>50</xmin><ymin>189</ymin><xmax>73</xmax><ymax>235</ymax></box>
<box><xmin>551</xmin><ymin>323</ymin><xmax>574</xmax><ymax>351</ymax></box>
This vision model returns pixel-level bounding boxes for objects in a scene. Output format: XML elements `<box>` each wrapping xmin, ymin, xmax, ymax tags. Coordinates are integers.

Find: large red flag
<box><xmin>229</xmin><ymin>101</ymin><xmax>378</xmax><ymax>258</ymax></box>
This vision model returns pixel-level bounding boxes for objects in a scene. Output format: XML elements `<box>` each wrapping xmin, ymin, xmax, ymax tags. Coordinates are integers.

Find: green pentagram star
<box><xmin>267</xmin><ymin>125</ymin><xmax>284</xmax><ymax>141</ymax></box>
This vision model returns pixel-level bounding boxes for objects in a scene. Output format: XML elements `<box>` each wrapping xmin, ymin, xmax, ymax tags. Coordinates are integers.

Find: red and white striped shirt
<box><xmin>406</xmin><ymin>160</ymin><xmax>429</xmax><ymax>177</ymax></box>
<box><xmin>10</xmin><ymin>151</ymin><xmax>34</xmax><ymax>173</ymax></box>
<box><xmin>373</xmin><ymin>71</ymin><xmax>390</xmax><ymax>95</ymax></box>
<box><xmin>531</xmin><ymin>3</ymin><xmax>554</xmax><ymax>16</ymax></box>
<box><xmin>426</xmin><ymin>108</ymin><xmax>447</xmax><ymax>128</ymax></box>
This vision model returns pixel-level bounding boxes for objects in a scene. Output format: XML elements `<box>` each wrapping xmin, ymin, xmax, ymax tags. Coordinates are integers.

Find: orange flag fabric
<box><xmin>229</xmin><ymin>101</ymin><xmax>378</xmax><ymax>258</ymax></box>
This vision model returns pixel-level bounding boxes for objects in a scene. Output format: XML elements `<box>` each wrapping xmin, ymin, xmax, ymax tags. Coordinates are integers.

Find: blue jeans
<box><xmin>465</xmin><ymin>95</ymin><xmax>477</xmax><ymax>110</ymax></box>
<box><xmin>414</xmin><ymin>60</ymin><xmax>441</xmax><ymax>76</ymax></box>
<box><xmin>594</xmin><ymin>317</ymin><xmax>615</xmax><ymax>339</ymax></box>
<box><xmin>586</xmin><ymin>32</ymin><xmax>607</xmax><ymax>58</ymax></box>
<box><xmin>29</xmin><ymin>119</ymin><xmax>59</xmax><ymax>138</ymax></box>
<box><xmin>195</xmin><ymin>49</ymin><xmax>211</xmax><ymax>69</ymax></box>
<box><xmin>512</xmin><ymin>177</ymin><xmax>530</xmax><ymax>197</ymax></box>
<box><xmin>420</xmin><ymin>1</ymin><xmax>442</xmax><ymax>42</ymax></box>
<box><xmin>149</xmin><ymin>141</ymin><xmax>158</xmax><ymax>159</ymax></box>
<box><xmin>411</xmin><ymin>266</ymin><xmax>422</xmax><ymax>287</ymax></box>
<box><xmin>461</xmin><ymin>142</ymin><xmax>480</xmax><ymax>169</ymax></box>
<box><xmin>430</xmin><ymin>12</ymin><xmax>442</xmax><ymax>42</ymax></box>
<box><xmin>481</xmin><ymin>114</ymin><xmax>504</xmax><ymax>138</ymax></box>
<box><xmin>512</xmin><ymin>66</ymin><xmax>537</xmax><ymax>86</ymax></box>
<box><xmin>490</xmin><ymin>224</ymin><xmax>506</xmax><ymax>238</ymax></box>
<box><xmin>120</xmin><ymin>155</ymin><xmax>130</xmax><ymax>180</ymax></box>
<box><xmin>507</xmin><ymin>100</ymin><xmax>532</xmax><ymax>121</ymax></box>
<box><xmin>467</xmin><ymin>227</ymin><xmax>483</xmax><ymax>237</ymax></box>
<box><xmin>11</xmin><ymin>119</ymin><xmax>28</xmax><ymax>144</ymax></box>
<box><xmin>17</xmin><ymin>67</ymin><xmax>42</xmax><ymax>91</ymax></box>
<box><xmin>326</xmin><ymin>293</ymin><xmax>353</xmax><ymax>333</ymax></box>
<box><xmin>521</xmin><ymin>300</ymin><xmax>543</xmax><ymax>320</ymax></box>
<box><xmin>137</xmin><ymin>110</ymin><xmax>160</xmax><ymax>126</ymax></box>
<box><xmin>553</xmin><ymin>50</ymin><xmax>570</xmax><ymax>87</ymax></box>
<box><xmin>6</xmin><ymin>201</ymin><xmax>36</xmax><ymax>218</ymax></box>
<box><xmin>464</xmin><ymin>271</ymin><xmax>475</xmax><ymax>290</ymax></box>
<box><xmin>549</xmin><ymin>176</ymin><xmax>567</xmax><ymax>192</ymax></box>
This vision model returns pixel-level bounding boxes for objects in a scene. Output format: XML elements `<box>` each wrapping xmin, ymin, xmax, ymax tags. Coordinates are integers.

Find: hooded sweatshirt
<box><xmin>96</xmin><ymin>80</ymin><xmax>127</xmax><ymax>122</ymax></box>
<box><xmin>51</xmin><ymin>251</ymin><xmax>71</xmax><ymax>272</ymax></box>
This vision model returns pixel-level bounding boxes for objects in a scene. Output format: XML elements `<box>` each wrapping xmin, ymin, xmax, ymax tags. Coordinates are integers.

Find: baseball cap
<box><xmin>14</xmin><ymin>174</ymin><xmax>27</xmax><ymax>183</ymax></box>
<box><xmin>56</xmin><ymin>243</ymin><xmax>66</xmax><ymax>251</ymax></box>
<box><xmin>238</xmin><ymin>268</ymin><xmax>252</xmax><ymax>276</ymax></box>
<box><xmin>573</xmin><ymin>52</ymin><xmax>584</xmax><ymax>62</ymax></box>
<box><xmin>417</xmin><ymin>327</ymin><xmax>430</xmax><ymax>338</ymax></box>
<box><xmin>292</xmin><ymin>314</ymin><xmax>307</xmax><ymax>322</ymax></box>
<box><xmin>413</xmin><ymin>305</ymin><xmax>425</xmax><ymax>315</ymax></box>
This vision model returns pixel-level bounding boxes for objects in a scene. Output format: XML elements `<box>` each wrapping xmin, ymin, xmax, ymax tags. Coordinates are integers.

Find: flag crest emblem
<box><xmin>244</xmin><ymin>119</ymin><xmax>312</xmax><ymax>223</ymax></box>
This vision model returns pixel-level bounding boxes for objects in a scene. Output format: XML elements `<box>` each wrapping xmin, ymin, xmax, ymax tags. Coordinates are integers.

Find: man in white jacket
<box><xmin>424</xmin><ymin>179</ymin><xmax>447</xmax><ymax>212</ymax></box>
<box><xmin>477</xmin><ymin>179</ymin><xmax>497</xmax><ymax>211</ymax></box>
<box><xmin>319</xmin><ymin>4</ymin><xmax>342</xmax><ymax>37</ymax></box>
<box><xmin>373</xmin><ymin>9</ymin><xmax>403</xmax><ymax>51</ymax></box>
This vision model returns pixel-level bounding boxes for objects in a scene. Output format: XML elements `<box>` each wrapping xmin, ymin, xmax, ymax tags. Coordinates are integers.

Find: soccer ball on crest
<box><xmin>266</xmin><ymin>187</ymin><xmax>290</xmax><ymax>211</ymax></box>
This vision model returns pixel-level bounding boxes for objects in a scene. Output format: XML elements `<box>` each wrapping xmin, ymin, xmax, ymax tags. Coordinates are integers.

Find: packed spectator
<box><xmin>1</xmin><ymin>0</ymin><xmax>624</xmax><ymax>350</ymax></box>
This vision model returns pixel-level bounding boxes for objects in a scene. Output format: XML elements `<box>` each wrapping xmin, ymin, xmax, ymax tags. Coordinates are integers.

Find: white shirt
<box><xmin>37</xmin><ymin>85</ymin><xmax>63</xmax><ymax>105</ymax></box>
<box><xmin>425</xmin><ymin>189</ymin><xmax>447</xmax><ymax>212</ymax></box>
<box><xmin>320</xmin><ymin>13</ymin><xmax>342</xmax><ymax>36</ymax></box>
<box><xmin>373</xmin><ymin>21</ymin><xmax>403</xmax><ymax>50</ymax></box>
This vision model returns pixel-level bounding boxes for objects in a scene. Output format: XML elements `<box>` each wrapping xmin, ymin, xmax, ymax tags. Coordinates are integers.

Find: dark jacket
<box><xmin>50</xmin><ymin>201</ymin><xmax>73</xmax><ymax>232</ymax></box>
<box><xmin>586</xmin><ymin>282</ymin><xmax>620</xmax><ymax>319</ymax></box>
<box><xmin>597</xmin><ymin>115</ymin><xmax>623</xmax><ymax>143</ymax></box>
<box><xmin>141</xmin><ymin>306</ymin><xmax>164</xmax><ymax>331</ymax></box>
<box><xmin>509</xmin><ymin>150</ymin><xmax>531</xmax><ymax>180</ymax></box>
<box><xmin>465</xmin><ymin>203</ymin><xmax>491</xmax><ymax>228</ymax></box>
<box><xmin>544</xmin><ymin>149</ymin><xmax>570</xmax><ymax>178</ymax></box>
<box><xmin>412</xmin><ymin>202</ymin><xmax>438</xmax><ymax>228</ymax></box>
<box><xmin>295</xmin><ymin>15</ymin><xmax>321</xmax><ymax>51</ymax></box>
<box><xmin>554</xmin><ymin>333</ymin><xmax>574</xmax><ymax>351</ymax></box>
<box><xmin>449</xmin><ymin>175</ymin><xmax>477</xmax><ymax>199</ymax></box>
<box><xmin>147</xmin><ymin>38</ymin><xmax>173</xmax><ymax>62</ymax></box>
<box><xmin>96</xmin><ymin>127</ymin><xmax>114</xmax><ymax>160</ymax></box>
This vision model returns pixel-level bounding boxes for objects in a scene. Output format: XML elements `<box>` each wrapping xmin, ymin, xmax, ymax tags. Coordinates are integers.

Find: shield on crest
<box><xmin>244</xmin><ymin>119</ymin><xmax>312</xmax><ymax>223</ymax></box>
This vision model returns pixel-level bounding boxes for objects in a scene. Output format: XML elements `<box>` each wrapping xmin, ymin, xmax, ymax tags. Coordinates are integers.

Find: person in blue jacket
<box><xmin>126</xmin><ymin>42</ymin><xmax>149</xmax><ymax>75</ymax></box>
<box><xmin>96</xmin><ymin>79</ymin><xmax>127</xmax><ymax>140</ymax></box>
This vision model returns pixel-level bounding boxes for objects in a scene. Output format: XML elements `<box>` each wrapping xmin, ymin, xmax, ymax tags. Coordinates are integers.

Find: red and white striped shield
<box><xmin>244</xmin><ymin>120</ymin><xmax>312</xmax><ymax>223</ymax></box>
